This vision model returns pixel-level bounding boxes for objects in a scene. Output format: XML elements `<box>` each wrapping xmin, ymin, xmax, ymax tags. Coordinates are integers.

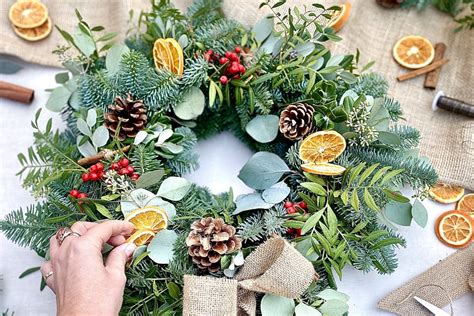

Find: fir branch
<box><xmin>351</xmin><ymin>73</ymin><xmax>389</xmax><ymax>98</ymax></box>
<box><xmin>179</xmin><ymin>57</ymin><xmax>209</xmax><ymax>90</ymax></box>
<box><xmin>382</xmin><ymin>96</ymin><xmax>403</xmax><ymax>121</ymax></box>
<box><xmin>186</xmin><ymin>0</ymin><xmax>224</xmax><ymax>29</ymax></box>
<box><xmin>129</xmin><ymin>144</ymin><xmax>163</xmax><ymax>174</ymax></box>
<box><xmin>389</xmin><ymin>125</ymin><xmax>420</xmax><ymax>149</ymax></box>
<box><xmin>195</xmin><ymin>20</ymin><xmax>245</xmax><ymax>53</ymax></box>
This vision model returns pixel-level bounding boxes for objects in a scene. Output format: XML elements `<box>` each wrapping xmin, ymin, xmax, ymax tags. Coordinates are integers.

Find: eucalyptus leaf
<box><xmin>262</xmin><ymin>181</ymin><xmax>290</xmax><ymax>204</ymax></box>
<box><xmin>260</xmin><ymin>294</ymin><xmax>295</xmax><ymax>316</ymax></box>
<box><xmin>260</xmin><ymin>34</ymin><xmax>283</xmax><ymax>55</ymax></box>
<box><xmin>384</xmin><ymin>201</ymin><xmax>412</xmax><ymax>226</ymax></box>
<box><xmin>76</xmin><ymin>118</ymin><xmax>91</xmax><ymax>136</ymax></box>
<box><xmin>73</xmin><ymin>30</ymin><xmax>96</xmax><ymax>57</ymax></box>
<box><xmin>238</xmin><ymin>152</ymin><xmax>289</xmax><ymax>190</ymax></box>
<box><xmin>147</xmin><ymin>229</ymin><xmax>178</xmax><ymax>264</ymax></box>
<box><xmin>46</xmin><ymin>86</ymin><xmax>72</xmax><ymax>112</ymax></box>
<box><xmin>76</xmin><ymin>138</ymin><xmax>97</xmax><ymax>157</ymax></box>
<box><xmin>294</xmin><ymin>303</ymin><xmax>322</xmax><ymax>316</ymax></box>
<box><xmin>253</xmin><ymin>16</ymin><xmax>274</xmax><ymax>42</ymax></box>
<box><xmin>91</xmin><ymin>126</ymin><xmax>109</xmax><ymax>148</ymax></box>
<box><xmin>377</xmin><ymin>131</ymin><xmax>401</xmax><ymax>145</ymax></box>
<box><xmin>295</xmin><ymin>238</ymin><xmax>319</xmax><ymax>262</ymax></box>
<box><xmin>233</xmin><ymin>193</ymin><xmax>273</xmax><ymax>215</ymax></box>
<box><xmin>55</xmin><ymin>72</ymin><xmax>69</xmax><ymax>84</ymax></box>
<box><xmin>326</xmin><ymin>55</ymin><xmax>344</xmax><ymax>67</ymax></box>
<box><xmin>178</xmin><ymin>34</ymin><xmax>189</xmax><ymax>48</ymax></box>
<box><xmin>161</xmin><ymin>142</ymin><xmax>184</xmax><ymax>154</ymax></box>
<box><xmin>136</xmin><ymin>170</ymin><xmax>165</xmax><ymax>189</ymax></box>
<box><xmin>245</xmin><ymin>115</ymin><xmax>279</xmax><ymax>143</ymax></box>
<box><xmin>294</xmin><ymin>42</ymin><xmax>315</xmax><ymax>57</ymax></box>
<box><xmin>134</xmin><ymin>130</ymin><xmax>148</xmax><ymax>145</ymax></box>
<box><xmin>132</xmin><ymin>245</ymin><xmax>148</xmax><ymax>261</ymax></box>
<box><xmin>106</xmin><ymin>44</ymin><xmax>130</xmax><ymax>75</ymax></box>
<box><xmin>318</xmin><ymin>299</ymin><xmax>349</xmax><ymax>316</ymax></box>
<box><xmin>316</xmin><ymin>289</ymin><xmax>349</xmax><ymax>302</ymax></box>
<box><xmin>86</xmin><ymin>109</ymin><xmax>97</xmax><ymax>127</ymax></box>
<box><xmin>69</xmin><ymin>90</ymin><xmax>81</xmax><ymax>110</ymax></box>
<box><xmin>157</xmin><ymin>177</ymin><xmax>191</xmax><ymax>201</ymax></box>
<box><xmin>174</xmin><ymin>87</ymin><xmax>205</xmax><ymax>120</ymax></box>
<box><xmin>411</xmin><ymin>199</ymin><xmax>428</xmax><ymax>228</ymax></box>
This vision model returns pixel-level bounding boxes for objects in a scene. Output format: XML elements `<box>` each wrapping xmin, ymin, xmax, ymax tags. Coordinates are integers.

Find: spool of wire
<box><xmin>432</xmin><ymin>91</ymin><xmax>474</xmax><ymax>117</ymax></box>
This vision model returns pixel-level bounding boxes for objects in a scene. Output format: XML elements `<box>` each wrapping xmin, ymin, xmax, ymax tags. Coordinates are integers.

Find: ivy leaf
<box><xmin>238</xmin><ymin>152</ymin><xmax>289</xmax><ymax>190</ymax></box>
<box><xmin>384</xmin><ymin>201</ymin><xmax>412</xmax><ymax>226</ymax></box>
<box><xmin>261</xmin><ymin>294</ymin><xmax>295</xmax><ymax>316</ymax></box>
<box><xmin>262</xmin><ymin>181</ymin><xmax>290</xmax><ymax>204</ymax></box>
<box><xmin>174</xmin><ymin>87</ymin><xmax>205</xmax><ymax>120</ymax></box>
<box><xmin>233</xmin><ymin>193</ymin><xmax>273</xmax><ymax>215</ymax></box>
<box><xmin>46</xmin><ymin>86</ymin><xmax>72</xmax><ymax>112</ymax></box>
<box><xmin>91</xmin><ymin>126</ymin><xmax>109</xmax><ymax>148</ymax></box>
<box><xmin>295</xmin><ymin>303</ymin><xmax>322</xmax><ymax>316</ymax></box>
<box><xmin>106</xmin><ymin>44</ymin><xmax>130</xmax><ymax>75</ymax></box>
<box><xmin>245</xmin><ymin>115</ymin><xmax>279</xmax><ymax>143</ymax></box>
<box><xmin>411</xmin><ymin>199</ymin><xmax>428</xmax><ymax>228</ymax></box>
<box><xmin>157</xmin><ymin>177</ymin><xmax>191</xmax><ymax>201</ymax></box>
<box><xmin>147</xmin><ymin>229</ymin><xmax>178</xmax><ymax>264</ymax></box>
<box><xmin>253</xmin><ymin>16</ymin><xmax>274</xmax><ymax>42</ymax></box>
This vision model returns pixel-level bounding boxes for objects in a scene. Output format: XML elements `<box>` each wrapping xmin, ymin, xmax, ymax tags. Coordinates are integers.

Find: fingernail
<box><xmin>124</xmin><ymin>243</ymin><xmax>137</xmax><ymax>257</ymax></box>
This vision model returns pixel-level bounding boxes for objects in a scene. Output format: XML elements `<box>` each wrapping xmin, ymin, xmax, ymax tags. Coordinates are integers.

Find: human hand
<box><xmin>40</xmin><ymin>221</ymin><xmax>136</xmax><ymax>316</ymax></box>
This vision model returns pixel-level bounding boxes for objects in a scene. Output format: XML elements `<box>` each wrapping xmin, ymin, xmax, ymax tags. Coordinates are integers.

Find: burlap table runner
<box><xmin>378</xmin><ymin>244</ymin><xmax>473</xmax><ymax>315</ymax></box>
<box><xmin>1</xmin><ymin>0</ymin><xmax>473</xmax><ymax>189</ymax></box>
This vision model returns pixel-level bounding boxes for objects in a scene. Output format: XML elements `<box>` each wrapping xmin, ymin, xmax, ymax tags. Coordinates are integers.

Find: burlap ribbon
<box><xmin>183</xmin><ymin>237</ymin><xmax>316</xmax><ymax>316</ymax></box>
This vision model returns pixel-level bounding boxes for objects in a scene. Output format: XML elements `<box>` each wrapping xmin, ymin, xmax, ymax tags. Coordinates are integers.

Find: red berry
<box><xmin>284</xmin><ymin>201</ymin><xmax>293</xmax><ymax>208</ymax></box>
<box><xmin>70</xmin><ymin>189</ymin><xmax>80</xmax><ymax>197</ymax></box>
<box><xmin>207</xmin><ymin>49</ymin><xmax>213</xmax><ymax>55</ymax></box>
<box><xmin>98</xmin><ymin>171</ymin><xmax>105</xmax><ymax>179</ymax></box>
<box><xmin>119</xmin><ymin>158</ymin><xmax>129</xmax><ymax>167</ymax></box>
<box><xmin>90</xmin><ymin>165</ymin><xmax>97</xmax><ymax>173</ymax></box>
<box><xmin>231</xmin><ymin>61</ymin><xmax>239</xmax><ymax>67</ymax></box>
<box><xmin>131</xmin><ymin>173</ymin><xmax>140</xmax><ymax>181</ymax></box>
<box><xmin>77</xmin><ymin>193</ymin><xmax>87</xmax><ymax>199</ymax></box>
<box><xmin>126</xmin><ymin>165</ymin><xmax>135</xmax><ymax>175</ymax></box>
<box><xmin>110</xmin><ymin>162</ymin><xmax>120</xmax><ymax>170</ymax></box>
<box><xmin>119</xmin><ymin>168</ymin><xmax>128</xmax><ymax>175</ymax></box>
<box><xmin>287</xmin><ymin>228</ymin><xmax>295</xmax><ymax>234</ymax></box>
<box><xmin>220</xmin><ymin>76</ymin><xmax>229</xmax><ymax>85</ymax></box>
<box><xmin>235</xmin><ymin>46</ymin><xmax>242</xmax><ymax>54</ymax></box>
<box><xmin>225</xmin><ymin>51</ymin><xmax>232</xmax><ymax>58</ymax></box>
<box><xmin>95</xmin><ymin>162</ymin><xmax>104</xmax><ymax>171</ymax></box>
<box><xmin>204</xmin><ymin>53</ymin><xmax>211</xmax><ymax>61</ymax></box>
<box><xmin>234</xmin><ymin>74</ymin><xmax>241</xmax><ymax>79</ymax></box>
<box><xmin>287</xmin><ymin>206</ymin><xmax>296</xmax><ymax>214</ymax></box>
<box><xmin>229</xmin><ymin>65</ymin><xmax>239</xmax><ymax>74</ymax></box>
<box><xmin>81</xmin><ymin>173</ymin><xmax>90</xmax><ymax>182</ymax></box>
<box><xmin>238</xmin><ymin>64</ymin><xmax>245</xmax><ymax>73</ymax></box>
<box><xmin>295</xmin><ymin>229</ymin><xmax>302</xmax><ymax>237</ymax></box>
<box><xmin>219</xmin><ymin>57</ymin><xmax>229</xmax><ymax>65</ymax></box>
<box><xmin>229</xmin><ymin>52</ymin><xmax>239</xmax><ymax>62</ymax></box>
<box><xmin>298</xmin><ymin>201</ymin><xmax>308</xmax><ymax>209</ymax></box>
<box><xmin>89</xmin><ymin>172</ymin><xmax>99</xmax><ymax>181</ymax></box>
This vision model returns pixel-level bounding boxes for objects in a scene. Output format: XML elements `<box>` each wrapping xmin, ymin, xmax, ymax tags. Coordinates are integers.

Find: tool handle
<box><xmin>437</xmin><ymin>96</ymin><xmax>474</xmax><ymax>117</ymax></box>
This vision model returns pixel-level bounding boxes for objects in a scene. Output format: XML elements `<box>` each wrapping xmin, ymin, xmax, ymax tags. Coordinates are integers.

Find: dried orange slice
<box><xmin>429</xmin><ymin>183</ymin><xmax>465</xmax><ymax>204</ymax></box>
<box><xmin>435</xmin><ymin>210</ymin><xmax>473</xmax><ymax>248</ymax></box>
<box><xmin>457</xmin><ymin>193</ymin><xmax>474</xmax><ymax>219</ymax></box>
<box><xmin>126</xmin><ymin>229</ymin><xmax>155</xmax><ymax>246</ymax></box>
<box><xmin>301</xmin><ymin>162</ymin><xmax>346</xmax><ymax>176</ymax></box>
<box><xmin>299</xmin><ymin>131</ymin><xmax>346</xmax><ymax>164</ymax></box>
<box><xmin>393</xmin><ymin>35</ymin><xmax>434</xmax><ymax>69</ymax></box>
<box><xmin>9</xmin><ymin>0</ymin><xmax>48</xmax><ymax>29</ymax></box>
<box><xmin>328</xmin><ymin>3</ymin><xmax>351</xmax><ymax>33</ymax></box>
<box><xmin>13</xmin><ymin>16</ymin><xmax>52</xmax><ymax>41</ymax></box>
<box><xmin>124</xmin><ymin>206</ymin><xmax>168</xmax><ymax>233</ymax></box>
<box><xmin>165</xmin><ymin>38</ymin><xmax>184</xmax><ymax>75</ymax></box>
<box><xmin>153</xmin><ymin>38</ymin><xmax>184</xmax><ymax>75</ymax></box>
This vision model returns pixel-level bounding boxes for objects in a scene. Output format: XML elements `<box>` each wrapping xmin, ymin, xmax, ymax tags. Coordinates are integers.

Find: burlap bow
<box><xmin>183</xmin><ymin>237</ymin><xmax>316</xmax><ymax>316</ymax></box>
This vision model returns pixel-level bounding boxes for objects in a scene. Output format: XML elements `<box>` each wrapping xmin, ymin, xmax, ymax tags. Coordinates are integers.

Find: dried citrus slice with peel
<box><xmin>13</xmin><ymin>16</ymin><xmax>52</xmax><ymax>41</ymax></box>
<box><xmin>328</xmin><ymin>3</ymin><xmax>351</xmax><ymax>33</ymax></box>
<box><xmin>125</xmin><ymin>206</ymin><xmax>168</xmax><ymax>233</ymax></box>
<box><xmin>457</xmin><ymin>193</ymin><xmax>474</xmax><ymax>219</ymax></box>
<box><xmin>393</xmin><ymin>35</ymin><xmax>434</xmax><ymax>69</ymax></box>
<box><xmin>299</xmin><ymin>131</ymin><xmax>346</xmax><ymax>164</ymax></box>
<box><xmin>435</xmin><ymin>210</ymin><xmax>473</xmax><ymax>248</ymax></box>
<box><xmin>126</xmin><ymin>229</ymin><xmax>155</xmax><ymax>246</ymax></box>
<box><xmin>429</xmin><ymin>183</ymin><xmax>465</xmax><ymax>204</ymax></box>
<box><xmin>301</xmin><ymin>162</ymin><xmax>346</xmax><ymax>176</ymax></box>
<box><xmin>165</xmin><ymin>38</ymin><xmax>184</xmax><ymax>75</ymax></box>
<box><xmin>9</xmin><ymin>0</ymin><xmax>48</xmax><ymax>29</ymax></box>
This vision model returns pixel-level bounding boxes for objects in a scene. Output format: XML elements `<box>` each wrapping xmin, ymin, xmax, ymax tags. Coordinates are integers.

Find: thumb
<box><xmin>106</xmin><ymin>242</ymin><xmax>136</xmax><ymax>274</ymax></box>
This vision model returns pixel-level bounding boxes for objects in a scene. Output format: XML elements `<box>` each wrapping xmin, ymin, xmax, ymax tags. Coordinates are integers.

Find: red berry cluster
<box><xmin>69</xmin><ymin>189</ymin><xmax>87</xmax><ymax>199</ymax></box>
<box><xmin>204</xmin><ymin>47</ymin><xmax>246</xmax><ymax>85</ymax></box>
<box><xmin>109</xmin><ymin>158</ymin><xmax>140</xmax><ymax>181</ymax></box>
<box><xmin>284</xmin><ymin>201</ymin><xmax>308</xmax><ymax>237</ymax></box>
<box><xmin>81</xmin><ymin>162</ymin><xmax>105</xmax><ymax>182</ymax></box>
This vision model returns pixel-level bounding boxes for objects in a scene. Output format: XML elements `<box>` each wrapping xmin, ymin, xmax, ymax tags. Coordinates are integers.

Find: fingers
<box><xmin>49</xmin><ymin>235</ymin><xmax>59</xmax><ymax>259</ymax></box>
<box><xmin>105</xmin><ymin>243</ymin><xmax>137</xmax><ymax>274</ymax></box>
<box><xmin>69</xmin><ymin>221</ymin><xmax>128</xmax><ymax>246</ymax></box>
<box><xmin>83</xmin><ymin>220</ymin><xmax>135</xmax><ymax>249</ymax></box>
<box><xmin>40</xmin><ymin>261</ymin><xmax>55</xmax><ymax>293</ymax></box>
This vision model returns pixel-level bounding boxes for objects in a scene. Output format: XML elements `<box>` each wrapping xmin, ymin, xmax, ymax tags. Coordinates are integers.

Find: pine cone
<box><xmin>104</xmin><ymin>94</ymin><xmax>147</xmax><ymax>141</ymax></box>
<box><xmin>279</xmin><ymin>103</ymin><xmax>315</xmax><ymax>140</ymax></box>
<box><xmin>186</xmin><ymin>217</ymin><xmax>242</xmax><ymax>273</ymax></box>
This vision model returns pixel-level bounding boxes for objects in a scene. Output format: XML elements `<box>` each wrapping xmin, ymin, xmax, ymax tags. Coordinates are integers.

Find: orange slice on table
<box><xmin>126</xmin><ymin>229</ymin><xmax>156</xmax><ymax>246</ymax></box>
<box><xmin>302</xmin><ymin>162</ymin><xmax>346</xmax><ymax>176</ymax></box>
<box><xmin>435</xmin><ymin>210</ymin><xmax>473</xmax><ymax>248</ymax></box>
<box><xmin>392</xmin><ymin>35</ymin><xmax>434</xmax><ymax>69</ymax></box>
<box><xmin>457</xmin><ymin>193</ymin><xmax>474</xmax><ymax>219</ymax></box>
<box><xmin>299</xmin><ymin>131</ymin><xmax>346</xmax><ymax>164</ymax></box>
<box><xmin>429</xmin><ymin>183</ymin><xmax>465</xmax><ymax>204</ymax></box>
<box><xmin>165</xmin><ymin>38</ymin><xmax>184</xmax><ymax>75</ymax></box>
<box><xmin>13</xmin><ymin>16</ymin><xmax>52</xmax><ymax>41</ymax></box>
<box><xmin>9</xmin><ymin>0</ymin><xmax>49</xmax><ymax>29</ymax></box>
<box><xmin>125</xmin><ymin>206</ymin><xmax>168</xmax><ymax>233</ymax></box>
<box><xmin>328</xmin><ymin>3</ymin><xmax>351</xmax><ymax>33</ymax></box>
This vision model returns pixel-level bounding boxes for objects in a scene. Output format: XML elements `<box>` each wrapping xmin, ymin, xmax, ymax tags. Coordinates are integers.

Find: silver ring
<box><xmin>43</xmin><ymin>270</ymin><xmax>54</xmax><ymax>281</ymax></box>
<box><xmin>56</xmin><ymin>227</ymin><xmax>81</xmax><ymax>246</ymax></box>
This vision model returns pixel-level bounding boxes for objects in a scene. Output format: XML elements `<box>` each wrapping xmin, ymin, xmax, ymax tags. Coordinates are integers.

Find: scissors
<box><xmin>413</xmin><ymin>296</ymin><xmax>451</xmax><ymax>316</ymax></box>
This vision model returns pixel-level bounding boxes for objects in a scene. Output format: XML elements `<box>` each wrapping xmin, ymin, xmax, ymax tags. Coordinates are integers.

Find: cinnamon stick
<box><xmin>77</xmin><ymin>145</ymin><xmax>130</xmax><ymax>166</ymax></box>
<box><xmin>0</xmin><ymin>80</ymin><xmax>34</xmax><ymax>104</ymax></box>
<box><xmin>397</xmin><ymin>59</ymin><xmax>449</xmax><ymax>82</ymax></box>
<box><xmin>424</xmin><ymin>43</ymin><xmax>447</xmax><ymax>89</ymax></box>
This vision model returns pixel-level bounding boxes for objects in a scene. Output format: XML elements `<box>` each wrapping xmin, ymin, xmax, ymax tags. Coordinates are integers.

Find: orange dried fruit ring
<box><xmin>153</xmin><ymin>38</ymin><xmax>184</xmax><ymax>75</ymax></box>
<box><xmin>457</xmin><ymin>193</ymin><xmax>474</xmax><ymax>220</ymax></box>
<box><xmin>126</xmin><ymin>229</ymin><xmax>156</xmax><ymax>246</ymax></box>
<box><xmin>392</xmin><ymin>35</ymin><xmax>435</xmax><ymax>69</ymax></box>
<box><xmin>328</xmin><ymin>2</ymin><xmax>351</xmax><ymax>33</ymax></box>
<box><xmin>428</xmin><ymin>183</ymin><xmax>465</xmax><ymax>204</ymax></box>
<box><xmin>299</xmin><ymin>131</ymin><xmax>346</xmax><ymax>164</ymax></box>
<box><xmin>125</xmin><ymin>206</ymin><xmax>168</xmax><ymax>233</ymax></box>
<box><xmin>435</xmin><ymin>210</ymin><xmax>473</xmax><ymax>248</ymax></box>
<box><xmin>301</xmin><ymin>162</ymin><xmax>346</xmax><ymax>176</ymax></box>
<box><xmin>13</xmin><ymin>16</ymin><xmax>52</xmax><ymax>41</ymax></box>
<box><xmin>9</xmin><ymin>0</ymin><xmax>49</xmax><ymax>29</ymax></box>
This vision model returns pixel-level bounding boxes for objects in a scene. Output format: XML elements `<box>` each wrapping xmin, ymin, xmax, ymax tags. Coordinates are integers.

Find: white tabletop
<box><xmin>0</xmin><ymin>60</ymin><xmax>472</xmax><ymax>315</ymax></box>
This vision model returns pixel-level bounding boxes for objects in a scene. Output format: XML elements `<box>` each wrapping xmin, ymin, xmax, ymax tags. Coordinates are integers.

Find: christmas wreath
<box><xmin>1</xmin><ymin>0</ymin><xmax>438</xmax><ymax>315</ymax></box>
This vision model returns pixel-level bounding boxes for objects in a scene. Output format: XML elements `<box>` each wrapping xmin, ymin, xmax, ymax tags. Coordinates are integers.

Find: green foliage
<box><xmin>165</xmin><ymin>127</ymin><xmax>199</xmax><ymax>175</ymax></box>
<box><xmin>186</xmin><ymin>0</ymin><xmax>224</xmax><ymax>29</ymax></box>
<box><xmin>351</xmin><ymin>73</ymin><xmax>388</xmax><ymax>98</ymax></box>
<box><xmin>237</xmin><ymin>205</ymin><xmax>286</xmax><ymax>242</ymax></box>
<box><xmin>195</xmin><ymin>19</ymin><xmax>245</xmax><ymax>53</ymax></box>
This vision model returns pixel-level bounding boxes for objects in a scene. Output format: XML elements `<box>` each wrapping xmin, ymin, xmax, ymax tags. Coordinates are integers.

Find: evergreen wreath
<box><xmin>1</xmin><ymin>0</ymin><xmax>438</xmax><ymax>314</ymax></box>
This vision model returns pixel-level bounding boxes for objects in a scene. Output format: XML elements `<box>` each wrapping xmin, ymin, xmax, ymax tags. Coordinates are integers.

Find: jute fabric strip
<box><xmin>182</xmin><ymin>237</ymin><xmax>315</xmax><ymax>316</ymax></box>
<box><xmin>378</xmin><ymin>244</ymin><xmax>473</xmax><ymax>315</ymax></box>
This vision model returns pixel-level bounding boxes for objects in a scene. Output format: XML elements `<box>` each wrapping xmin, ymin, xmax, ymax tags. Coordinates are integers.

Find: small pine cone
<box><xmin>186</xmin><ymin>217</ymin><xmax>242</xmax><ymax>273</ymax></box>
<box><xmin>279</xmin><ymin>103</ymin><xmax>315</xmax><ymax>140</ymax></box>
<box><xmin>104</xmin><ymin>94</ymin><xmax>147</xmax><ymax>141</ymax></box>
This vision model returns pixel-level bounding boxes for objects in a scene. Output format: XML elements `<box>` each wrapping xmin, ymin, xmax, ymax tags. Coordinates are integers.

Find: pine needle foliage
<box><xmin>351</xmin><ymin>73</ymin><xmax>389</xmax><ymax>98</ymax></box>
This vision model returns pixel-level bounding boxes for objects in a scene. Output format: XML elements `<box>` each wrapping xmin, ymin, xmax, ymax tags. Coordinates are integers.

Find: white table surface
<box><xmin>0</xmin><ymin>59</ymin><xmax>472</xmax><ymax>315</ymax></box>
